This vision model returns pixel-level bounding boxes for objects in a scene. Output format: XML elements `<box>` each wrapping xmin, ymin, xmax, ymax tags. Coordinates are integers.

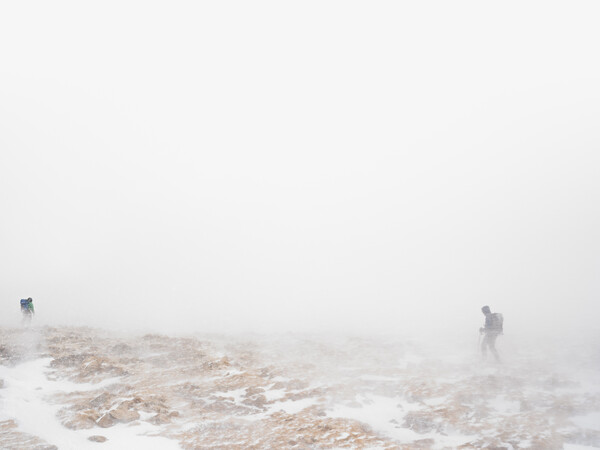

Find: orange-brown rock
<box><xmin>109</xmin><ymin>404</ymin><xmax>140</xmax><ymax>423</ymax></box>
<box><xmin>63</xmin><ymin>411</ymin><xmax>99</xmax><ymax>430</ymax></box>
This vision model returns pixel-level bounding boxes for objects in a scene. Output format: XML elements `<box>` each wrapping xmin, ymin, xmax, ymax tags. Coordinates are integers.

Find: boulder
<box><xmin>402</xmin><ymin>411</ymin><xmax>439</xmax><ymax>434</ymax></box>
<box><xmin>63</xmin><ymin>412</ymin><xmax>99</xmax><ymax>430</ymax></box>
<box><xmin>109</xmin><ymin>404</ymin><xmax>140</xmax><ymax>423</ymax></box>
<box><xmin>90</xmin><ymin>392</ymin><xmax>113</xmax><ymax>408</ymax></box>
<box><xmin>148</xmin><ymin>413</ymin><xmax>171</xmax><ymax>425</ymax></box>
<box><xmin>88</xmin><ymin>435</ymin><xmax>108</xmax><ymax>443</ymax></box>
<box><xmin>96</xmin><ymin>414</ymin><xmax>115</xmax><ymax>428</ymax></box>
<box><xmin>81</xmin><ymin>357</ymin><xmax>103</xmax><ymax>376</ymax></box>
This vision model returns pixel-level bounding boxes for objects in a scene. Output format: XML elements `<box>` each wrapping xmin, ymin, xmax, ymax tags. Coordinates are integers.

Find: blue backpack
<box><xmin>20</xmin><ymin>299</ymin><xmax>29</xmax><ymax>311</ymax></box>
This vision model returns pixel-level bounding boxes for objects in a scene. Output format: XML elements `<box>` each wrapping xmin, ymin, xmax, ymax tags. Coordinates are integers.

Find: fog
<box><xmin>1</xmin><ymin>1</ymin><xmax>599</xmax><ymax>337</ymax></box>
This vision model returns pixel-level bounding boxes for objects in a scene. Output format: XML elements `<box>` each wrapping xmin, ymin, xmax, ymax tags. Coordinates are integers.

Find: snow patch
<box><xmin>0</xmin><ymin>358</ymin><xmax>181</xmax><ymax>449</ymax></box>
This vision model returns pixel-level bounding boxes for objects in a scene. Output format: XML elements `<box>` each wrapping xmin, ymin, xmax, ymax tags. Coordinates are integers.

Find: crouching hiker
<box><xmin>480</xmin><ymin>305</ymin><xmax>503</xmax><ymax>363</ymax></box>
<box><xmin>20</xmin><ymin>297</ymin><xmax>35</xmax><ymax>325</ymax></box>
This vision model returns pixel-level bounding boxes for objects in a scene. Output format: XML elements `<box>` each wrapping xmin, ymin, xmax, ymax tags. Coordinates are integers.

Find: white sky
<box><xmin>1</xmin><ymin>1</ymin><xmax>599</xmax><ymax>334</ymax></box>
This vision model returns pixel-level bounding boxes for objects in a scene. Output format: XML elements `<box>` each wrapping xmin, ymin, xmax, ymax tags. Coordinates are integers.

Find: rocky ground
<box><xmin>0</xmin><ymin>326</ymin><xmax>599</xmax><ymax>449</ymax></box>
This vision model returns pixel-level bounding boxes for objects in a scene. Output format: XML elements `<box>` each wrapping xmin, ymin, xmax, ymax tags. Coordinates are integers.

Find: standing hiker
<box><xmin>480</xmin><ymin>305</ymin><xmax>503</xmax><ymax>362</ymax></box>
<box><xmin>20</xmin><ymin>297</ymin><xmax>35</xmax><ymax>325</ymax></box>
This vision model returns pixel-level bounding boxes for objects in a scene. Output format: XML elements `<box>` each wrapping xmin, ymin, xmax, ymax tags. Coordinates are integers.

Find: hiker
<box><xmin>20</xmin><ymin>297</ymin><xmax>35</xmax><ymax>325</ymax></box>
<box><xmin>479</xmin><ymin>305</ymin><xmax>503</xmax><ymax>362</ymax></box>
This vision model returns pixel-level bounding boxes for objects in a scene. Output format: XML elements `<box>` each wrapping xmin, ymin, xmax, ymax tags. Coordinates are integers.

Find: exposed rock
<box><xmin>88</xmin><ymin>435</ymin><xmax>108</xmax><ymax>442</ymax></box>
<box><xmin>78</xmin><ymin>356</ymin><xmax>128</xmax><ymax>379</ymax></box>
<box><xmin>2</xmin><ymin>326</ymin><xmax>597</xmax><ymax>450</ymax></box>
<box><xmin>140</xmin><ymin>396</ymin><xmax>169</xmax><ymax>414</ymax></box>
<box><xmin>0</xmin><ymin>345</ymin><xmax>15</xmax><ymax>360</ymax></box>
<box><xmin>90</xmin><ymin>392</ymin><xmax>113</xmax><ymax>408</ymax></box>
<box><xmin>96</xmin><ymin>414</ymin><xmax>115</xmax><ymax>428</ymax></box>
<box><xmin>412</xmin><ymin>438</ymin><xmax>436</xmax><ymax>448</ymax></box>
<box><xmin>111</xmin><ymin>343</ymin><xmax>132</xmax><ymax>354</ymax></box>
<box><xmin>109</xmin><ymin>404</ymin><xmax>140</xmax><ymax>423</ymax></box>
<box><xmin>402</xmin><ymin>411</ymin><xmax>439</xmax><ymax>434</ymax></box>
<box><xmin>50</xmin><ymin>354</ymin><xmax>89</xmax><ymax>368</ymax></box>
<box><xmin>0</xmin><ymin>418</ymin><xmax>59</xmax><ymax>449</ymax></box>
<box><xmin>242</xmin><ymin>394</ymin><xmax>267</xmax><ymax>408</ymax></box>
<box><xmin>63</xmin><ymin>411</ymin><xmax>99</xmax><ymax>430</ymax></box>
<box><xmin>149</xmin><ymin>413</ymin><xmax>171</xmax><ymax>425</ymax></box>
<box><xmin>245</xmin><ymin>386</ymin><xmax>265</xmax><ymax>396</ymax></box>
<box><xmin>0</xmin><ymin>419</ymin><xmax>18</xmax><ymax>431</ymax></box>
<box><xmin>219</xmin><ymin>356</ymin><xmax>231</xmax><ymax>366</ymax></box>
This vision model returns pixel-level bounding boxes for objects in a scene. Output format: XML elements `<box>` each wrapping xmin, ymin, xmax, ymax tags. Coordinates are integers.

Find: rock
<box><xmin>148</xmin><ymin>413</ymin><xmax>171</xmax><ymax>425</ymax></box>
<box><xmin>219</xmin><ymin>356</ymin><xmax>231</xmax><ymax>366</ymax></box>
<box><xmin>50</xmin><ymin>354</ymin><xmax>89</xmax><ymax>368</ymax></box>
<box><xmin>245</xmin><ymin>386</ymin><xmax>265</xmax><ymax>396</ymax></box>
<box><xmin>0</xmin><ymin>345</ymin><xmax>12</xmax><ymax>359</ymax></box>
<box><xmin>90</xmin><ymin>392</ymin><xmax>113</xmax><ymax>408</ymax></box>
<box><xmin>111</xmin><ymin>343</ymin><xmax>131</xmax><ymax>354</ymax></box>
<box><xmin>81</xmin><ymin>357</ymin><xmax>103</xmax><ymax>375</ymax></box>
<box><xmin>109</xmin><ymin>404</ymin><xmax>140</xmax><ymax>423</ymax></box>
<box><xmin>412</xmin><ymin>438</ymin><xmax>436</xmax><ymax>448</ymax></box>
<box><xmin>96</xmin><ymin>414</ymin><xmax>115</xmax><ymax>428</ymax></box>
<box><xmin>63</xmin><ymin>412</ymin><xmax>99</xmax><ymax>430</ymax></box>
<box><xmin>403</xmin><ymin>411</ymin><xmax>439</xmax><ymax>434</ymax></box>
<box><xmin>0</xmin><ymin>378</ymin><xmax>3</xmax><ymax>389</ymax></box>
<box><xmin>0</xmin><ymin>419</ymin><xmax>18</xmax><ymax>430</ymax></box>
<box><xmin>242</xmin><ymin>394</ymin><xmax>267</xmax><ymax>408</ymax></box>
<box><xmin>88</xmin><ymin>435</ymin><xmax>108</xmax><ymax>442</ymax></box>
<box><xmin>141</xmin><ymin>397</ymin><xmax>168</xmax><ymax>414</ymax></box>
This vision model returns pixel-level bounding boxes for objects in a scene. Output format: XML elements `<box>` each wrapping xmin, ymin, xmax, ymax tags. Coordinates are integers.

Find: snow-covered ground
<box><xmin>0</xmin><ymin>358</ymin><xmax>179</xmax><ymax>450</ymax></box>
<box><xmin>1</xmin><ymin>326</ymin><xmax>599</xmax><ymax>449</ymax></box>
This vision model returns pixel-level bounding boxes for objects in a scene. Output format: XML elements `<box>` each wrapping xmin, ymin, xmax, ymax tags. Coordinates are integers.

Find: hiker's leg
<box><xmin>489</xmin><ymin>334</ymin><xmax>500</xmax><ymax>362</ymax></box>
<box><xmin>481</xmin><ymin>335</ymin><xmax>488</xmax><ymax>360</ymax></box>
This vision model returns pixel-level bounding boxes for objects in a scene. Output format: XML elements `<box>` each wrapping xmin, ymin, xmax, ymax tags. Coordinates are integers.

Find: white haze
<box><xmin>1</xmin><ymin>1</ymin><xmax>599</xmax><ymax>337</ymax></box>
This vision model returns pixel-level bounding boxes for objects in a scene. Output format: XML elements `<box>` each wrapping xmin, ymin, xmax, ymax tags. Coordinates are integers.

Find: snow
<box><xmin>2</xmin><ymin>328</ymin><xmax>599</xmax><ymax>449</ymax></box>
<box><xmin>570</xmin><ymin>412</ymin><xmax>600</xmax><ymax>431</ymax></box>
<box><xmin>564</xmin><ymin>445</ymin><xmax>600</xmax><ymax>450</ymax></box>
<box><xmin>263</xmin><ymin>387</ymin><xmax>287</xmax><ymax>402</ymax></box>
<box><xmin>0</xmin><ymin>358</ymin><xmax>181</xmax><ymax>449</ymax></box>
<box><xmin>422</xmin><ymin>396</ymin><xmax>448</xmax><ymax>407</ymax></box>
<box><xmin>358</xmin><ymin>375</ymin><xmax>398</xmax><ymax>382</ymax></box>
<box><xmin>271</xmin><ymin>396</ymin><xmax>320</xmax><ymax>414</ymax></box>
<box><xmin>488</xmin><ymin>395</ymin><xmax>521</xmax><ymax>415</ymax></box>
<box><xmin>327</xmin><ymin>394</ymin><xmax>476</xmax><ymax>449</ymax></box>
<box><xmin>211</xmin><ymin>387</ymin><xmax>247</xmax><ymax>403</ymax></box>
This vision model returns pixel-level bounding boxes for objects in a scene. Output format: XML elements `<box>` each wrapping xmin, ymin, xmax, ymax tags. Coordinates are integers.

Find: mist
<box><xmin>1</xmin><ymin>0</ymin><xmax>599</xmax><ymax>338</ymax></box>
<box><xmin>2</xmin><ymin>3</ymin><xmax>600</xmax><ymax>448</ymax></box>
